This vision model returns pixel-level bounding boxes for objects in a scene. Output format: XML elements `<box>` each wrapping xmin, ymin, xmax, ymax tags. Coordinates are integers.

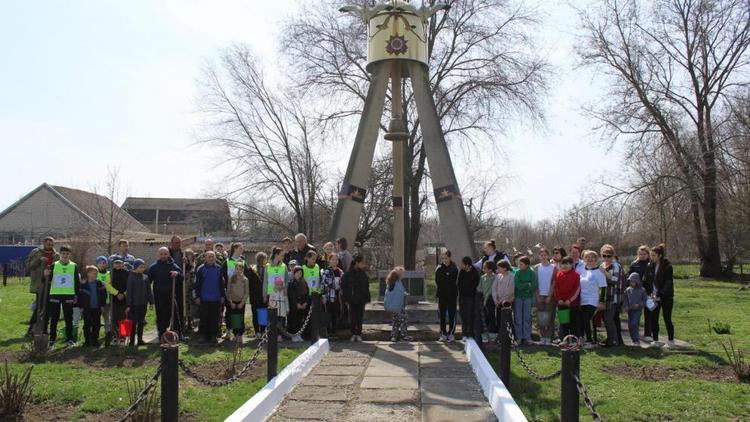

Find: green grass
<box><xmin>0</xmin><ymin>277</ymin><xmax>304</xmax><ymax>421</ymax></box>
<box><xmin>486</xmin><ymin>279</ymin><xmax>750</xmax><ymax>421</ymax></box>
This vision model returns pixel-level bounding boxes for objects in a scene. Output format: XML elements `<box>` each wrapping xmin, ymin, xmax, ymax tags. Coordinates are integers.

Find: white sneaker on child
<box><xmin>350</xmin><ymin>335</ymin><xmax>357</xmax><ymax>342</ymax></box>
<box><xmin>438</xmin><ymin>334</ymin><xmax>447</xmax><ymax>342</ymax></box>
<box><xmin>448</xmin><ymin>334</ymin><xmax>455</xmax><ymax>342</ymax></box>
<box><xmin>356</xmin><ymin>335</ymin><xmax>363</xmax><ymax>342</ymax></box>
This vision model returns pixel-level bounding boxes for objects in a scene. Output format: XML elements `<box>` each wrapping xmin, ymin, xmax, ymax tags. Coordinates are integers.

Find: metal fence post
<box><xmin>561</xmin><ymin>339</ymin><xmax>580</xmax><ymax>422</ymax></box>
<box><xmin>499</xmin><ymin>305</ymin><xmax>512</xmax><ymax>387</ymax></box>
<box><xmin>161</xmin><ymin>343</ymin><xmax>179</xmax><ymax>422</ymax></box>
<box><xmin>311</xmin><ymin>292</ymin><xmax>321</xmax><ymax>342</ymax></box>
<box><xmin>267</xmin><ymin>307</ymin><xmax>278</xmax><ymax>382</ymax></box>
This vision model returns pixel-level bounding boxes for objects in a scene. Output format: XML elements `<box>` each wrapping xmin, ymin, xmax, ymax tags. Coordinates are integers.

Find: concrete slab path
<box><xmin>268</xmin><ymin>341</ymin><xmax>497</xmax><ymax>422</ymax></box>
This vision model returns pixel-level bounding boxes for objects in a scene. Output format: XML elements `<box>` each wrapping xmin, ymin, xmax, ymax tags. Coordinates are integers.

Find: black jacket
<box><xmin>457</xmin><ymin>267</ymin><xmax>480</xmax><ymax>298</ymax></box>
<box><xmin>147</xmin><ymin>258</ymin><xmax>183</xmax><ymax>295</ymax></box>
<box><xmin>629</xmin><ymin>259</ymin><xmax>651</xmax><ymax>294</ymax></box>
<box><xmin>648</xmin><ymin>259</ymin><xmax>674</xmax><ymax>299</ymax></box>
<box><xmin>288</xmin><ymin>279</ymin><xmax>309</xmax><ymax>307</ymax></box>
<box><xmin>247</xmin><ymin>267</ymin><xmax>264</xmax><ymax>307</ymax></box>
<box><xmin>435</xmin><ymin>262</ymin><xmax>459</xmax><ymax>301</ymax></box>
<box><xmin>341</xmin><ymin>269</ymin><xmax>371</xmax><ymax>304</ymax></box>
<box><xmin>77</xmin><ymin>280</ymin><xmax>107</xmax><ymax>309</ymax></box>
<box><xmin>110</xmin><ymin>268</ymin><xmax>130</xmax><ymax>304</ymax></box>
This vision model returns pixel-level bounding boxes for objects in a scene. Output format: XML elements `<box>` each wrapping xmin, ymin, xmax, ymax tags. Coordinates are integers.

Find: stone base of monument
<box><xmin>364</xmin><ymin>301</ymin><xmax>457</xmax><ymax>324</ymax></box>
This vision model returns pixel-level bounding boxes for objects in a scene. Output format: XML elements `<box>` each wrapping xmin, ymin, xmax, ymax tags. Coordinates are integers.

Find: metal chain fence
<box><xmin>178</xmin><ymin>332</ymin><xmax>269</xmax><ymax>387</ymax></box>
<box><xmin>277</xmin><ymin>307</ymin><xmax>313</xmax><ymax>339</ymax></box>
<box><xmin>116</xmin><ymin>365</ymin><xmax>163</xmax><ymax>422</ymax></box>
<box><xmin>503</xmin><ymin>318</ymin><xmax>562</xmax><ymax>381</ymax></box>
<box><xmin>572</xmin><ymin>372</ymin><xmax>604</xmax><ymax>422</ymax></box>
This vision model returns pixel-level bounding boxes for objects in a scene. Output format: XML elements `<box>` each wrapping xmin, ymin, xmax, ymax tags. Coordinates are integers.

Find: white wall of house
<box><xmin>0</xmin><ymin>187</ymin><xmax>88</xmax><ymax>243</ymax></box>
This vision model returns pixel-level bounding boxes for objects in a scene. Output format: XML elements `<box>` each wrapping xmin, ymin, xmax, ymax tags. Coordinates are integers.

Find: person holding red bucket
<box><xmin>126</xmin><ymin>259</ymin><xmax>153</xmax><ymax>347</ymax></box>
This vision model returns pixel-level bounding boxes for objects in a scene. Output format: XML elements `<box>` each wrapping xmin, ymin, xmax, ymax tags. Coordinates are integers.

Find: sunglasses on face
<box><xmin>602</xmin><ymin>254</ymin><xmax>612</xmax><ymax>258</ymax></box>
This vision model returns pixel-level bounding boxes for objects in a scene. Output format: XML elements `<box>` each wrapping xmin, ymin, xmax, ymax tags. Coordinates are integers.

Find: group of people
<box><xmin>428</xmin><ymin>238</ymin><xmax>676</xmax><ymax>348</ymax></box>
<box><xmin>24</xmin><ymin>233</ymin><xmax>676</xmax><ymax>350</ymax></box>
<box><xmin>24</xmin><ymin>233</ymin><xmax>368</xmax><ymax>348</ymax></box>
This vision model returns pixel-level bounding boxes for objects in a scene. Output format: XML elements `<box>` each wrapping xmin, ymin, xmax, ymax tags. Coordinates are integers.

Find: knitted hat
<box><xmin>96</xmin><ymin>256</ymin><xmax>108</xmax><ymax>264</ymax></box>
<box><xmin>627</xmin><ymin>272</ymin><xmax>641</xmax><ymax>282</ymax></box>
<box><xmin>133</xmin><ymin>258</ymin><xmax>146</xmax><ymax>269</ymax></box>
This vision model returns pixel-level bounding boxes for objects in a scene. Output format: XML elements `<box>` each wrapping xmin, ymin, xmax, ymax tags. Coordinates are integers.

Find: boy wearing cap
<box><xmin>106</xmin><ymin>259</ymin><xmax>129</xmax><ymax>345</ymax></box>
<box><xmin>622</xmin><ymin>273</ymin><xmax>648</xmax><ymax>345</ymax></box>
<box><xmin>44</xmin><ymin>245</ymin><xmax>80</xmax><ymax>348</ymax></box>
<box><xmin>126</xmin><ymin>259</ymin><xmax>153</xmax><ymax>346</ymax></box>
<box><xmin>78</xmin><ymin>266</ymin><xmax>107</xmax><ymax>346</ymax></box>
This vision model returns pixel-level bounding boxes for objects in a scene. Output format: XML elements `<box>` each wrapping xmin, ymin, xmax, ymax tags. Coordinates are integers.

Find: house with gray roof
<box><xmin>122</xmin><ymin>197</ymin><xmax>233</xmax><ymax>237</ymax></box>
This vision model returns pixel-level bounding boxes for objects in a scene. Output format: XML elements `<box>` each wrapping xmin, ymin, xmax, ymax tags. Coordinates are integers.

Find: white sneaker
<box><xmin>651</xmin><ymin>341</ymin><xmax>663</xmax><ymax>348</ymax></box>
<box><xmin>438</xmin><ymin>334</ymin><xmax>447</xmax><ymax>342</ymax></box>
<box><xmin>67</xmin><ymin>340</ymin><xmax>76</xmax><ymax>347</ymax></box>
<box><xmin>292</xmin><ymin>335</ymin><xmax>303</xmax><ymax>343</ymax></box>
<box><xmin>350</xmin><ymin>335</ymin><xmax>357</xmax><ymax>342</ymax></box>
<box><xmin>664</xmin><ymin>340</ymin><xmax>676</xmax><ymax>349</ymax></box>
<box><xmin>448</xmin><ymin>334</ymin><xmax>455</xmax><ymax>342</ymax></box>
<box><xmin>356</xmin><ymin>335</ymin><xmax>363</xmax><ymax>342</ymax></box>
<box><xmin>481</xmin><ymin>334</ymin><xmax>489</xmax><ymax>343</ymax></box>
<box><xmin>391</xmin><ymin>336</ymin><xmax>397</xmax><ymax>342</ymax></box>
<box><xmin>643</xmin><ymin>336</ymin><xmax>653</xmax><ymax>342</ymax></box>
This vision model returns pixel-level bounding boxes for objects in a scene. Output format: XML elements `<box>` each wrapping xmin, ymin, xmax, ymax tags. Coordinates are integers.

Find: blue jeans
<box><xmin>514</xmin><ymin>297</ymin><xmax>533</xmax><ymax>341</ymax></box>
<box><xmin>627</xmin><ymin>309</ymin><xmax>642</xmax><ymax>342</ymax></box>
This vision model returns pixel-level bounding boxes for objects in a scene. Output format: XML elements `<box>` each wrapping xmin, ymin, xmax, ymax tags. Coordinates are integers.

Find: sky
<box><xmin>0</xmin><ymin>0</ymin><xmax>621</xmax><ymax>222</ymax></box>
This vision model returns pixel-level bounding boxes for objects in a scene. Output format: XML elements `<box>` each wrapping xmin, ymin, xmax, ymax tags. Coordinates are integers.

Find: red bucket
<box><xmin>119</xmin><ymin>319</ymin><xmax>133</xmax><ymax>338</ymax></box>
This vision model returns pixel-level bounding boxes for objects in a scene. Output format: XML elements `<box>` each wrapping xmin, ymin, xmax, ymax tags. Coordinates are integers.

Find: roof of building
<box><xmin>0</xmin><ymin>183</ymin><xmax>148</xmax><ymax>232</ymax></box>
<box><xmin>122</xmin><ymin>197</ymin><xmax>230</xmax><ymax>213</ymax></box>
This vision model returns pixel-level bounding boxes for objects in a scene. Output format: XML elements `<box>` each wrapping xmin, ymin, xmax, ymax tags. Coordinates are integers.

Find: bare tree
<box><xmin>198</xmin><ymin>45</ymin><xmax>327</xmax><ymax>242</ymax></box>
<box><xmin>578</xmin><ymin>0</ymin><xmax>750</xmax><ymax>276</ymax></box>
<box><xmin>87</xmin><ymin>167</ymin><xmax>131</xmax><ymax>255</ymax></box>
<box><xmin>283</xmin><ymin>0</ymin><xmax>548</xmax><ymax>268</ymax></box>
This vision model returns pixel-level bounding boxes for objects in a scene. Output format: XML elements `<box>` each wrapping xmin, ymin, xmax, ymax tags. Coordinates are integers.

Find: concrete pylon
<box><xmin>332</xmin><ymin>1</ymin><xmax>476</xmax><ymax>262</ymax></box>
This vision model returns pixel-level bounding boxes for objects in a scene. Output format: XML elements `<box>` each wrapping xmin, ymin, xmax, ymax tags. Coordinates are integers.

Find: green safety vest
<box><xmin>303</xmin><ymin>264</ymin><xmax>321</xmax><ymax>293</ymax></box>
<box><xmin>50</xmin><ymin>260</ymin><xmax>77</xmax><ymax>296</ymax></box>
<box><xmin>266</xmin><ymin>263</ymin><xmax>286</xmax><ymax>295</ymax></box>
<box><xmin>227</xmin><ymin>257</ymin><xmax>245</xmax><ymax>279</ymax></box>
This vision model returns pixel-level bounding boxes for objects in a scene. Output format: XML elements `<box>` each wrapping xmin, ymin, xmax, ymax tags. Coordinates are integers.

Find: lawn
<box><xmin>0</xmin><ymin>277</ymin><xmax>304</xmax><ymax>421</ymax></box>
<box><xmin>485</xmin><ymin>278</ymin><xmax>750</xmax><ymax>421</ymax></box>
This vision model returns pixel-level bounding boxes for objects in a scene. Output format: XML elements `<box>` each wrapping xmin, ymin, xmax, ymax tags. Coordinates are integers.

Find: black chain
<box><xmin>572</xmin><ymin>372</ymin><xmax>603</xmax><ymax>422</ymax></box>
<box><xmin>116</xmin><ymin>365</ymin><xmax>162</xmax><ymax>422</ymax></box>
<box><xmin>503</xmin><ymin>320</ymin><xmax>562</xmax><ymax>381</ymax></box>
<box><xmin>277</xmin><ymin>307</ymin><xmax>313</xmax><ymax>338</ymax></box>
<box><xmin>179</xmin><ymin>332</ymin><xmax>269</xmax><ymax>387</ymax></box>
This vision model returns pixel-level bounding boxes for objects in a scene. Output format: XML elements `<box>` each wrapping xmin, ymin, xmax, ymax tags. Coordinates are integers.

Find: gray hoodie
<box><xmin>622</xmin><ymin>279</ymin><xmax>647</xmax><ymax>312</ymax></box>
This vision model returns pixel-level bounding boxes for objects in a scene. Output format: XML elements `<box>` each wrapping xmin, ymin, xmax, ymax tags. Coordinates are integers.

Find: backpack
<box><xmin>384</xmin><ymin>280</ymin><xmax>405</xmax><ymax>313</ymax></box>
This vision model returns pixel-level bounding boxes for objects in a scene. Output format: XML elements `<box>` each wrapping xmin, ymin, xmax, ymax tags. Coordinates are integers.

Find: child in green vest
<box><xmin>95</xmin><ymin>256</ymin><xmax>112</xmax><ymax>345</ymax></box>
<box><xmin>45</xmin><ymin>245</ymin><xmax>80</xmax><ymax>348</ymax></box>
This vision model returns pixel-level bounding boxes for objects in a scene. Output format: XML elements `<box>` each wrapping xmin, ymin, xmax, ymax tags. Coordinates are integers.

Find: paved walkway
<box><xmin>268</xmin><ymin>341</ymin><xmax>496</xmax><ymax>422</ymax></box>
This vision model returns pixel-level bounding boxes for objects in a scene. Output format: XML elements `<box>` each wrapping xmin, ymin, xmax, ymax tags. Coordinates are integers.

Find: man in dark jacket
<box><xmin>148</xmin><ymin>247</ymin><xmax>183</xmax><ymax>340</ymax></box>
<box><xmin>285</xmin><ymin>233</ymin><xmax>317</xmax><ymax>265</ymax></box>
<box><xmin>193</xmin><ymin>251</ymin><xmax>225</xmax><ymax>344</ymax></box>
<box><xmin>341</xmin><ymin>256</ymin><xmax>370</xmax><ymax>342</ymax></box>
<box><xmin>435</xmin><ymin>251</ymin><xmax>459</xmax><ymax>342</ymax></box>
<box><xmin>25</xmin><ymin>236</ymin><xmax>59</xmax><ymax>336</ymax></box>
<box><xmin>457</xmin><ymin>257</ymin><xmax>480</xmax><ymax>339</ymax></box>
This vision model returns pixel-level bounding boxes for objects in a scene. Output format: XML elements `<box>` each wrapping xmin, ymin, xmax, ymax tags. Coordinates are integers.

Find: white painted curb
<box><xmin>464</xmin><ymin>338</ymin><xmax>528</xmax><ymax>422</ymax></box>
<box><xmin>225</xmin><ymin>339</ymin><xmax>330</xmax><ymax>422</ymax></box>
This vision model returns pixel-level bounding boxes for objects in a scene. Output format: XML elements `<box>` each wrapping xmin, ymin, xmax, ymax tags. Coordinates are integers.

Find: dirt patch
<box><xmin>180</xmin><ymin>358</ymin><xmax>265</xmax><ymax>385</ymax></box>
<box><xmin>606</xmin><ymin>363</ymin><xmax>740</xmax><ymax>383</ymax></box>
<box><xmin>3</xmin><ymin>402</ymin><xmax>76</xmax><ymax>421</ymax></box>
<box><xmin>3</xmin><ymin>402</ymin><xmax>199</xmax><ymax>421</ymax></box>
